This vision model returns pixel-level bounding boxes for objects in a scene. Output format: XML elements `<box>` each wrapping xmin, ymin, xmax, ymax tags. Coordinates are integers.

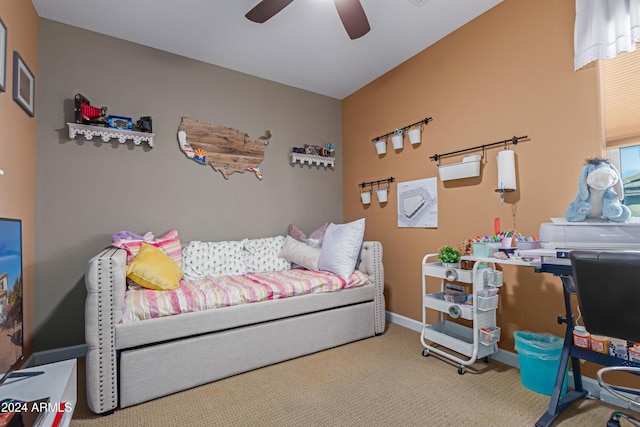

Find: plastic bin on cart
<box><xmin>480</xmin><ymin>326</ymin><xmax>501</xmax><ymax>346</ymax></box>
<box><xmin>514</xmin><ymin>331</ymin><xmax>567</xmax><ymax>396</ymax></box>
<box><xmin>477</xmin><ymin>295</ymin><xmax>499</xmax><ymax>311</ymax></box>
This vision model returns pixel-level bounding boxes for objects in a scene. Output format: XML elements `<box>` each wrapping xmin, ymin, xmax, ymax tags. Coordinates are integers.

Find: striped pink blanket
<box><xmin>121</xmin><ymin>268</ymin><xmax>371</xmax><ymax>323</ymax></box>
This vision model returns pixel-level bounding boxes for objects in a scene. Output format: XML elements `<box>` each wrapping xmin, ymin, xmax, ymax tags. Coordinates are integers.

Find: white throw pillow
<box><xmin>244</xmin><ymin>235</ymin><xmax>291</xmax><ymax>273</ymax></box>
<box><xmin>278</xmin><ymin>235</ymin><xmax>322</xmax><ymax>271</ymax></box>
<box><xmin>318</xmin><ymin>218</ymin><xmax>365</xmax><ymax>279</ymax></box>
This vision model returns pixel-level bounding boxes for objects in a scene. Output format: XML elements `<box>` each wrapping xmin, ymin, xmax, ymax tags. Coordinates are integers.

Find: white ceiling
<box><xmin>31</xmin><ymin>0</ymin><xmax>503</xmax><ymax>99</ymax></box>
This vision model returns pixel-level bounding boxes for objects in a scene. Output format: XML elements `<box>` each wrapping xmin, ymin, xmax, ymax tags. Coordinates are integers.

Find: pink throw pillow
<box><xmin>289</xmin><ymin>223</ymin><xmax>329</xmax><ymax>248</ymax></box>
<box><xmin>116</xmin><ymin>229</ymin><xmax>182</xmax><ymax>267</ymax></box>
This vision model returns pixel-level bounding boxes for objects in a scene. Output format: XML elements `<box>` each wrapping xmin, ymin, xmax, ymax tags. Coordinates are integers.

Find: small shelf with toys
<box><xmin>289</xmin><ymin>153</ymin><xmax>335</xmax><ymax>167</ymax></box>
<box><xmin>289</xmin><ymin>144</ymin><xmax>335</xmax><ymax>168</ymax></box>
<box><xmin>68</xmin><ymin>93</ymin><xmax>154</xmax><ymax>147</ymax></box>
<box><xmin>68</xmin><ymin>123</ymin><xmax>155</xmax><ymax>147</ymax></box>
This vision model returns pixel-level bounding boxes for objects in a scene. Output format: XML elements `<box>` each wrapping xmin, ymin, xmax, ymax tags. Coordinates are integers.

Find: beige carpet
<box><xmin>71</xmin><ymin>323</ymin><xmax>620</xmax><ymax>426</ymax></box>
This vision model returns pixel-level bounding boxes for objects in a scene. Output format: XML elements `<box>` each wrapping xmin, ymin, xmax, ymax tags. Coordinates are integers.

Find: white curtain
<box><xmin>574</xmin><ymin>0</ymin><xmax>640</xmax><ymax>70</ymax></box>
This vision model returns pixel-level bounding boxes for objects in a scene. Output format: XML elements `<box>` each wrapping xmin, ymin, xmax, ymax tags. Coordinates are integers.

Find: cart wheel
<box><xmin>422</xmin><ymin>348</ymin><xmax>430</xmax><ymax>357</ymax></box>
<box><xmin>484</xmin><ymin>356</ymin><xmax>491</xmax><ymax>363</ymax></box>
<box><xmin>607</xmin><ymin>415</ymin><xmax>621</xmax><ymax>427</ymax></box>
<box><xmin>458</xmin><ymin>365</ymin><xmax>465</xmax><ymax>375</ymax></box>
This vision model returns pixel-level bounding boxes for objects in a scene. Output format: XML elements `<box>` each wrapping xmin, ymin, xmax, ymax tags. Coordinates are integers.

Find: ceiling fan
<box><xmin>245</xmin><ymin>0</ymin><xmax>371</xmax><ymax>40</ymax></box>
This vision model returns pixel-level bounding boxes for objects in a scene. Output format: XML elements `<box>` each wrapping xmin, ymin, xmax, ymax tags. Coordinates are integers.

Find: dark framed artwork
<box><xmin>12</xmin><ymin>51</ymin><xmax>34</xmax><ymax>117</ymax></box>
<box><xmin>0</xmin><ymin>18</ymin><xmax>6</xmax><ymax>92</ymax></box>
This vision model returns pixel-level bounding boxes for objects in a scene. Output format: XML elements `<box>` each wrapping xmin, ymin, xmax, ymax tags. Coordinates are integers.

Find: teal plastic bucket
<box><xmin>514</xmin><ymin>331</ymin><xmax>567</xmax><ymax>396</ymax></box>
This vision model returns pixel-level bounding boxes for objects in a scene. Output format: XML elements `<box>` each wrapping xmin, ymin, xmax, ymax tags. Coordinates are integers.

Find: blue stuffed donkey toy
<box><xmin>565</xmin><ymin>157</ymin><xmax>631</xmax><ymax>222</ymax></box>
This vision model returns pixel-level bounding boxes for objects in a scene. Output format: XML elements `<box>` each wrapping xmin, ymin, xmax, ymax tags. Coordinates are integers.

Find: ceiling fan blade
<box><xmin>245</xmin><ymin>0</ymin><xmax>295</xmax><ymax>23</ymax></box>
<box><xmin>334</xmin><ymin>0</ymin><xmax>370</xmax><ymax>40</ymax></box>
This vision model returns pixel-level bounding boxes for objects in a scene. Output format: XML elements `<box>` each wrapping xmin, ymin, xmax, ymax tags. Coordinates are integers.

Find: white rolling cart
<box><xmin>420</xmin><ymin>254</ymin><xmax>503</xmax><ymax>374</ymax></box>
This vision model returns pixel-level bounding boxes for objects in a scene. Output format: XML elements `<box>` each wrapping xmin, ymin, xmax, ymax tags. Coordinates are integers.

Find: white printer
<box><xmin>539</xmin><ymin>219</ymin><xmax>640</xmax><ymax>250</ymax></box>
<box><xmin>519</xmin><ymin>220</ymin><xmax>640</xmax><ymax>267</ymax></box>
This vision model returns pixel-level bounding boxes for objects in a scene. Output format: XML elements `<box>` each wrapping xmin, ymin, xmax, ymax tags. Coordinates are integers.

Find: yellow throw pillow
<box><xmin>126</xmin><ymin>242</ymin><xmax>183</xmax><ymax>290</ymax></box>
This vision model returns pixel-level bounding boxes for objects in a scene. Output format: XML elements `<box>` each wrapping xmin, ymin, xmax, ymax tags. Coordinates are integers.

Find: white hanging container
<box><xmin>360</xmin><ymin>190</ymin><xmax>372</xmax><ymax>205</ymax></box>
<box><xmin>391</xmin><ymin>132</ymin><xmax>404</xmax><ymax>150</ymax></box>
<box><xmin>408</xmin><ymin>127</ymin><xmax>422</xmax><ymax>144</ymax></box>
<box><xmin>373</xmin><ymin>138</ymin><xmax>387</xmax><ymax>155</ymax></box>
<box><xmin>437</xmin><ymin>154</ymin><xmax>482</xmax><ymax>181</ymax></box>
<box><xmin>376</xmin><ymin>187</ymin><xmax>389</xmax><ymax>203</ymax></box>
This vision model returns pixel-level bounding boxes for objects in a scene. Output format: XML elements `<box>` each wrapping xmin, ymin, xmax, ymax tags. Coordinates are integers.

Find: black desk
<box><xmin>534</xmin><ymin>262</ymin><xmax>640</xmax><ymax>427</ymax></box>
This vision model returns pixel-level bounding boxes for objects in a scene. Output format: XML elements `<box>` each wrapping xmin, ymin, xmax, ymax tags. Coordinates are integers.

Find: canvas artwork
<box><xmin>397</xmin><ymin>177</ymin><xmax>438</xmax><ymax>228</ymax></box>
<box><xmin>0</xmin><ymin>219</ymin><xmax>22</xmax><ymax>379</ymax></box>
<box><xmin>177</xmin><ymin>116</ymin><xmax>269</xmax><ymax>180</ymax></box>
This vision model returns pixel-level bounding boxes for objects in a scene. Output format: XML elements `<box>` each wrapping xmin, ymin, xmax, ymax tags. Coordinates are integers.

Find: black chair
<box><xmin>570</xmin><ymin>250</ymin><xmax>640</xmax><ymax>427</ymax></box>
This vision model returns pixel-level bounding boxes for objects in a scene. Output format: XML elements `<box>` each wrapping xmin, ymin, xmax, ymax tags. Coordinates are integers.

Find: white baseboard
<box><xmin>386</xmin><ymin>310</ymin><xmax>637</xmax><ymax>412</ymax></box>
<box><xmin>386</xmin><ymin>311</ymin><xmax>422</xmax><ymax>333</ymax></box>
<box><xmin>23</xmin><ymin>344</ymin><xmax>87</xmax><ymax>368</ymax></box>
<box><xmin>386</xmin><ymin>310</ymin><xmax>519</xmax><ymax>368</ymax></box>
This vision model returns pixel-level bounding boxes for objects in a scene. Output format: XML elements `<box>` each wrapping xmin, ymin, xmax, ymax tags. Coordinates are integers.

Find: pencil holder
<box><xmin>472</xmin><ymin>242</ymin><xmax>490</xmax><ymax>258</ymax></box>
<box><xmin>500</xmin><ymin>236</ymin><xmax>513</xmax><ymax>248</ymax></box>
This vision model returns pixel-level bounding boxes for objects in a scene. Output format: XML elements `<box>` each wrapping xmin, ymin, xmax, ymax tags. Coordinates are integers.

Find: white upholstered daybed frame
<box><xmin>84</xmin><ymin>241</ymin><xmax>385</xmax><ymax>414</ymax></box>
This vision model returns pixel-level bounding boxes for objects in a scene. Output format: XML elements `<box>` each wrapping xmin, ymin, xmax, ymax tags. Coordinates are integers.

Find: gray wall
<box><xmin>35</xmin><ymin>20</ymin><xmax>343</xmax><ymax>351</ymax></box>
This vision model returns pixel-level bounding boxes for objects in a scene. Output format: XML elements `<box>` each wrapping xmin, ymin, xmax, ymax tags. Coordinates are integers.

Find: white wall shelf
<box><xmin>289</xmin><ymin>153</ymin><xmax>335</xmax><ymax>167</ymax></box>
<box><xmin>68</xmin><ymin>123</ymin><xmax>155</xmax><ymax>147</ymax></box>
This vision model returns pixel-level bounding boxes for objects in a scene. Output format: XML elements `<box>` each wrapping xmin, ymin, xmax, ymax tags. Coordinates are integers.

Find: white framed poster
<box><xmin>397</xmin><ymin>177</ymin><xmax>438</xmax><ymax>228</ymax></box>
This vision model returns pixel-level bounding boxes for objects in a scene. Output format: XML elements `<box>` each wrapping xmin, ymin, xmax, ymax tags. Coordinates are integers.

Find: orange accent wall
<box><xmin>343</xmin><ymin>0</ymin><xmax>604</xmax><ymax>355</ymax></box>
<box><xmin>0</xmin><ymin>2</ymin><xmax>38</xmax><ymax>361</ymax></box>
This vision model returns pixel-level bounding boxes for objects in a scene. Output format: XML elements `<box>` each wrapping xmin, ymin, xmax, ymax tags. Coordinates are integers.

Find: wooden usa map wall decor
<box><xmin>178</xmin><ymin>116</ymin><xmax>271</xmax><ymax>179</ymax></box>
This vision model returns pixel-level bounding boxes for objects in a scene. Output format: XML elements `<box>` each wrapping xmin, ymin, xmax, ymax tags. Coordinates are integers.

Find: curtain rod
<box><xmin>372</xmin><ymin>118</ymin><xmax>432</xmax><ymax>142</ymax></box>
<box><xmin>429</xmin><ymin>135</ymin><xmax>529</xmax><ymax>163</ymax></box>
<box><xmin>359</xmin><ymin>177</ymin><xmax>395</xmax><ymax>189</ymax></box>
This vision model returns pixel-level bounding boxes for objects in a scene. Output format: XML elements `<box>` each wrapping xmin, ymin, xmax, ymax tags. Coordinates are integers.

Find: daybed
<box><xmin>84</xmin><ymin>231</ymin><xmax>385</xmax><ymax>414</ymax></box>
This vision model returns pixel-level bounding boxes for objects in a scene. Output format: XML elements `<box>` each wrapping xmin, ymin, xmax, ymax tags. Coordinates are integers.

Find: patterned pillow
<box><xmin>289</xmin><ymin>223</ymin><xmax>329</xmax><ymax>248</ymax></box>
<box><xmin>244</xmin><ymin>235</ymin><xmax>291</xmax><ymax>273</ymax></box>
<box><xmin>116</xmin><ymin>229</ymin><xmax>183</xmax><ymax>267</ymax></box>
<box><xmin>182</xmin><ymin>239</ymin><xmax>248</xmax><ymax>278</ymax></box>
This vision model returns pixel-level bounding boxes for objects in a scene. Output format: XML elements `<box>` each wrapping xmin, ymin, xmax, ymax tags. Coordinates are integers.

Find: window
<box><xmin>602</xmin><ymin>48</ymin><xmax>640</xmax><ymax>216</ymax></box>
<box><xmin>601</xmin><ymin>49</ymin><xmax>640</xmax><ymax>143</ymax></box>
<box><xmin>608</xmin><ymin>144</ymin><xmax>640</xmax><ymax>216</ymax></box>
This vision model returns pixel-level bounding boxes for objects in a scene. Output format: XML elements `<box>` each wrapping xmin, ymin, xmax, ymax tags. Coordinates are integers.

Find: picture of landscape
<box><xmin>0</xmin><ymin>219</ymin><xmax>23</xmax><ymax>379</ymax></box>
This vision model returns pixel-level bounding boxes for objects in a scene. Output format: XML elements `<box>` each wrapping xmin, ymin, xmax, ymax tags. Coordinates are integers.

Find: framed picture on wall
<box><xmin>0</xmin><ymin>18</ymin><xmax>6</xmax><ymax>92</ymax></box>
<box><xmin>12</xmin><ymin>51</ymin><xmax>34</xmax><ymax>117</ymax></box>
